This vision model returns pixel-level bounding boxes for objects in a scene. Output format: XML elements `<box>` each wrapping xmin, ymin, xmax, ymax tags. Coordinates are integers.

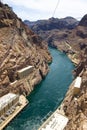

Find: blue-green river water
<box><xmin>5</xmin><ymin>47</ymin><xmax>75</xmax><ymax>130</ymax></box>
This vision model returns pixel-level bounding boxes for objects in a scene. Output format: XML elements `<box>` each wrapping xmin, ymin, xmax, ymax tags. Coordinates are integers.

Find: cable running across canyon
<box><xmin>52</xmin><ymin>0</ymin><xmax>60</xmax><ymax>17</ymax></box>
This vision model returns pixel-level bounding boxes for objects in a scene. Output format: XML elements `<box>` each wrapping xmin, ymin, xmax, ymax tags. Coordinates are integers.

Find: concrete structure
<box><xmin>0</xmin><ymin>93</ymin><xmax>19</xmax><ymax>117</ymax></box>
<box><xmin>73</xmin><ymin>77</ymin><xmax>82</xmax><ymax>95</ymax></box>
<box><xmin>39</xmin><ymin>111</ymin><xmax>68</xmax><ymax>130</ymax></box>
<box><xmin>0</xmin><ymin>94</ymin><xmax>28</xmax><ymax>130</ymax></box>
<box><xmin>17</xmin><ymin>66</ymin><xmax>34</xmax><ymax>79</ymax></box>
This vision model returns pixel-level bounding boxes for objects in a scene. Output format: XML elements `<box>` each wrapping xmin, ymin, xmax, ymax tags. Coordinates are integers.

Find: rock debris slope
<box><xmin>0</xmin><ymin>2</ymin><xmax>52</xmax><ymax>97</ymax></box>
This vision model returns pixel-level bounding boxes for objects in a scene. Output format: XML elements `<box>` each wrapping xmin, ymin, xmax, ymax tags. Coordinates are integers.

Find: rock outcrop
<box><xmin>0</xmin><ymin>2</ymin><xmax>52</xmax><ymax>97</ymax></box>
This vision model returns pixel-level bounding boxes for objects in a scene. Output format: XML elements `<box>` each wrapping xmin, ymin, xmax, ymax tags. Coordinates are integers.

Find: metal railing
<box><xmin>41</xmin><ymin>111</ymin><xmax>53</xmax><ymax>123</ymax></box>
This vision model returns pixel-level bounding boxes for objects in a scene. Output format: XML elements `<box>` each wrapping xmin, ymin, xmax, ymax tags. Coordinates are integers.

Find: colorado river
<box><xmin>5</xmin><ymin>47</ymin><xmax>75</xmax><ymax>130</ymax></box>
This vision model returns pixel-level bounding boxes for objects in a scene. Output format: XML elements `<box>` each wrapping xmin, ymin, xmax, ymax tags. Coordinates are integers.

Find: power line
<box><xmin>52</xmin><ymin>0</ymin><xmax>60</xmax><ymax>17</ymax></box>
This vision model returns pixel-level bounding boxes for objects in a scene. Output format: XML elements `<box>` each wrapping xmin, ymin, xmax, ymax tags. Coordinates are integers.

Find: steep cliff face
<box><xmin>0</xmin><ymin>2</ymin><xmax>52</xmax><ymax>97</ymax></box>
<box><xmin>62</xmin><ymin>68</ymin><xmax>87</xmax><ymax>130</ymax></box>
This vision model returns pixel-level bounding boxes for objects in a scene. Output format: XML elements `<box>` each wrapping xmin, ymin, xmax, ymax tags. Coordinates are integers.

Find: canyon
<box><xmin>0</xmin><ymin>1</ymin><xmax>87</xmax><ymax>130</ymax></box>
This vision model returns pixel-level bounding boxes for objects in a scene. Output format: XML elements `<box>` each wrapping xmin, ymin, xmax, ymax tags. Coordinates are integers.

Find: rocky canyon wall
<box><xmin>0</xmin><ymin>2</ymin><xmax>52</xmax><ymax>97</ymax></box>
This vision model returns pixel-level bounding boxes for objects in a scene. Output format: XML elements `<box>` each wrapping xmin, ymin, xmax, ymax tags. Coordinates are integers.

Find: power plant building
<box><xmin>39</xmin><ymin>112</ymin><xmax>69</xmax><ymax>130</ymax></box>
<box><xmin>0</xmin><ymin>93</ymin><xmax>19</xmax><ymax>117</ymax></box>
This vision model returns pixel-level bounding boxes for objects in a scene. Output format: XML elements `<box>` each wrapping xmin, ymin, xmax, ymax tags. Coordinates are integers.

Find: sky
<box><xmin>3</xmin><ymin>0</ymin><xmax>87</xmax><ymax>21</ymax></box>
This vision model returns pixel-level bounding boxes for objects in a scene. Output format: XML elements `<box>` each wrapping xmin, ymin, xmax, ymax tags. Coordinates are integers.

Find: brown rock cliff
<box><xmin>0</xmin><ymin>2</ymin><xmax>52</xmax><ymax>97</ymax></box>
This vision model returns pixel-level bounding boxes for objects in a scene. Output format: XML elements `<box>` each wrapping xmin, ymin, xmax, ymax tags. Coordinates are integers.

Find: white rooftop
<box><xmin>40</xmin><ymin>113</ymin><xmax>68</xmax><ymax>130</ymax></box>
<box><xmin>0</xmin><ymin>93</ymin><xmax>18</xmax><ymax>110</ymax></box>
<box><xmin>74</xmin><ymin>77</ymin><xmax>82</xmax><ymax>88</ymax></box>
<box><xmin>17</xmin><ymin>66</ymin><xmax>33</xmax><ymax>73</ymax></box>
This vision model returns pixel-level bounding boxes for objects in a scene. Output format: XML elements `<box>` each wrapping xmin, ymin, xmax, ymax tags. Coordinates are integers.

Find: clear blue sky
<box><xmin>3</xmin><ymin>0</ymin><xmax>87</xmax><ymax>21</ymax></box>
